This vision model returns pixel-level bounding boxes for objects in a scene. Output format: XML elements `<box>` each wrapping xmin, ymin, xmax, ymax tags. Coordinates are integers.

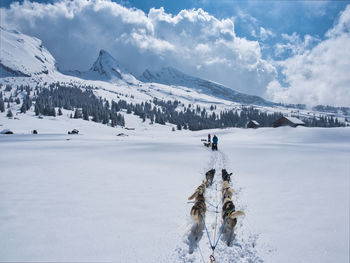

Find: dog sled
<box><xmin>203</xmin><ymin>142</ymin><xmax>211</xmax><ymax>147</ymax></box>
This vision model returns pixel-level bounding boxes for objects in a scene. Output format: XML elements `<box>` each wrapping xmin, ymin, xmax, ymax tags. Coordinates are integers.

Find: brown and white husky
<box><xmin>190</xmin><ymin>192</ymin><xmax>206</xmax><ymax>240</ymax></box>
<box><xmin>222</xmin><ymin>197</ymin><xmax>245</xmax><ymax>245</ymax></box>
<box><xmin>188</xmin><ymin>180</ymin><xmax>207</xmax><ymax>200</ymax></box>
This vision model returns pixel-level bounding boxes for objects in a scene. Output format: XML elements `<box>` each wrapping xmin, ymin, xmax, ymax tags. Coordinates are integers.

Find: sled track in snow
<box><xmin>174</xmin><ymin>149</ymin><xmax>263</xmax><ymax>263</ymax></box>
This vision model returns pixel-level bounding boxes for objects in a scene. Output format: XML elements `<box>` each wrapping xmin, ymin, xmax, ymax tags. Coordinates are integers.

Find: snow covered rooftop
<box><xmin>284</xmin><ymin>116</ymin><xmax>305</xmax><ymax>124</ymax></box>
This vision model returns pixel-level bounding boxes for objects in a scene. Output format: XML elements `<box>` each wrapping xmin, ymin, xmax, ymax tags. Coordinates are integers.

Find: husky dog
<box><xmin>188</xmin><ymin>181</ymin><xmax>207</xmax><ymax>200</ymax></box>
<box><xmin>222</xmin><ymin>181</ymin><xmax>234</xmax><ymax>202</ymax></box>
<box><xmin>222</xmin><ymin>197</ymin><xmax>245</xmax><ymax>245</ymax></box>
<box><xmin>190</xmin><ymin>192</ymin><xmax>206</xmax><ymax>240</ymax></box>
<box><xmin>203</xmin><ymin>142</ymin><xmax>211</xmax><ymax>147</ymax></box>
<box><xmin>205</xmin><ymin>169</ymin><xmax>215</xmax><ymax>186</ymax></box>
<box><xmin>222</xmin><ymin>181</ymin><xmax>230</xmax><ymax>193</ymax></box>
<box><xmin>222</xmin><ymin>169</ymin><xmax>233</xmax><ymax>182</ymax></box>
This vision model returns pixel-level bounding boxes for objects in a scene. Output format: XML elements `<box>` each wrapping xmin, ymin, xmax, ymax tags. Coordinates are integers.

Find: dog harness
<box><xmin>222</xmin><ymin>201</ymin><xmax>236</xmax><ymax>219</ymax></box>
<box><xmin>193</xmin><ymin>199</ymin><xmax>206</xmax><ymax>213</ymax></box>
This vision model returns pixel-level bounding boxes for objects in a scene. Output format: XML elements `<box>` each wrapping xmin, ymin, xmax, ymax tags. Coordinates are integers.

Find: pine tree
<box><xmin>35</xmin><ymin>103</ymin><xmax>40</xmax><ymax>116</ymax></box>
<box><xmin>74</xmin><ymin>108</ymin><xmax>82</xmax><ymax>119</ymax></box>
<box><xmin>92</xmin><ymin>112</ymin><xmax>99</xmax><ymax>122</ymax></box>
<box><xmin>6</xmin><ymin>109</ymin><xmax>13</xmax><ymax>118</ymax></box>
<box><xmin>83</xmin><ymin>108</ymin><xmax>89</xmax><ymax>120</ymax></box>
<box><xmin>20</xmin><ymin>103</ymin><xmax>27</xmax><ymax>113</ymax></box>
<box><xmin>20</xmin><ymin>95</ymin><xmax>32</xmax><ymax>113</ymax></box>
<box><xmin>0</xmin><ymin>99</ymin><xmax>4</xmax><ymax>112</ymax></box>
<box><xmin>51</xmin><ymin>107</ymin><xmax>56</xmax><ymax>117</ymax></box>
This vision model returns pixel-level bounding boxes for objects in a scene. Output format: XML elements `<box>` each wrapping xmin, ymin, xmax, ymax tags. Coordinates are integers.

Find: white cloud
<box><xmin>251</xmin><ymin>27</ymin><xmax>274</xmax><ymax>41</ymax></box>
<box><xmin>326</xmin><ymin>4</ymin><xmax>350</xmax><ymax>38</ymax></box>
<box><xmin>259</xmin><ymin>27</ymin><xmax>274</xmax><ymax>41</ymax></box>
<box><xmin>0</xmin><ymin>0</ymin><xmax>276</xmax><ymax>97</ymax></box>
<box><xmin>124</xmin><ymin>29</ymin><xmax>176</xmax><ymax>53</ymax></box>
<box><xmin>275</xmin><ymin>32</ymin><xmax>320</xmax><ymax>57</ymax></box>
<box><xmin>266</xmin><ymin>5</ymin><xmax>350</xmax><ymax>107</ymax></box>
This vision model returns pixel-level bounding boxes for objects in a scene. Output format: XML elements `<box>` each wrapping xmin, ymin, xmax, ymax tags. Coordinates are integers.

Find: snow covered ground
<box><xmin>0</xmin><ymin>113</ymin><xmax>349</xmax><ymax>262</ymax></box>
<box><xmin>217</xmin><ymin>127</ymin><xmax>350</xmax><ymax>263</ymax></box>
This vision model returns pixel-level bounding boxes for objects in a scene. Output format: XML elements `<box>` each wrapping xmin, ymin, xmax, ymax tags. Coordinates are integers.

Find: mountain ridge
<box><xmin>139</xmin><ymin>66</ymin><xmax>274</xmax><ymax>106</ymax></box>
<box><xmin>0</xmin><ymin>27</ymin><xmax>56</xmax><ymax>77</ymax></box>
<box><xmin>1</xmin><ymin>27</ymin><xmax>272</xmax><ymax>106</ymax></box>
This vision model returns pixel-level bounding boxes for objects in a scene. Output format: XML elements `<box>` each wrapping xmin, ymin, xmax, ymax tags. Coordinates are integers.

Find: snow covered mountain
<box><xmin>139</xmin><ymin>67</ymin><xmax>273</xmax><ymax>106</ymax></box>
<box><xmin>0</xmin><ymin>27</ymin><xmax>56</xmax><ymax>77</ymax></box>
<box><xmin>0</xmin><ymin>25</ymin><xmax>270</xmax><ymax>107</ymax></box>
<box><xmin>64</xmin><ymin>49</ymin><xmax>138</xmax><ymax>85</ymax></box>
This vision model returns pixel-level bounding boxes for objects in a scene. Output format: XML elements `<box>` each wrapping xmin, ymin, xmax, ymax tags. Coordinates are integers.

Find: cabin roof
<box><xmin>250</xmin><ymin>120</ymin><xmax>260</xmax><ymax>125</ymax></box>
<box><xmin>284</xmin><ymin>116</ymin><xmax>305</xmax><ymax>125</ymax></box>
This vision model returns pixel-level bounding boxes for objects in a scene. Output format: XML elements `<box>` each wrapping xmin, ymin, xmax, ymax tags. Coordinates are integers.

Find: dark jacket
<box><xmin>213</xmin><ymin>135</ymin><xmax>218</xmax><ymax>144</ymax></box>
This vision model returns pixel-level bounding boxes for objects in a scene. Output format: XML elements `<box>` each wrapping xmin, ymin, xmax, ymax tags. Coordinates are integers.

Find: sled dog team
<box><xmin>188</xmin><ymin>168</ymin><xmax>245</xmax><ymax>245</ymax></box>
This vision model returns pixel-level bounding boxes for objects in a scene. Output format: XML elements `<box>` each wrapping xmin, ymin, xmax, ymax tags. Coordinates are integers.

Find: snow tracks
<box><xmin>174</xmin><ymin>149</ymin><xmax>262</xmax><ymax>263</ymax></box>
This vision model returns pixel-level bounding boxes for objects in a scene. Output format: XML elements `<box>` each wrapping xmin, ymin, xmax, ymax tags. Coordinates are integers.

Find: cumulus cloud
<box><xmin>274</xmin><ymin>32</ymin><xmax>320</xmax><ymax>57</ymax></box>
<box><xmin>0</xmin><ymin>0</ymin><xmax>276</xmax><ymax>97</ymax></box>
<box><xmin>252</xmin><ymin>27</ymin><xmax>274</xmax><ymax>41</ymax></box>
<box><xmin>266</xmin><ymin>4</ymin><xmax>350</xmax><ymax>107</ymax></box>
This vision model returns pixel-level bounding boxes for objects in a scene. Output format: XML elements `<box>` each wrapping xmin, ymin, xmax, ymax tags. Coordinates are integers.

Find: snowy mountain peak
<box><xmin>0</xmin><ymin>27</ymin><xmax>56</xmax><ymax>77</ymax></box>
<box><xmin>89</xmin><ymin>49</ymin><xmax>137</xmax><ymax>84</ymax></box>
<box><xmin>90</xmin><ymin>49</ymin><xmax>120</xmax><ymax>76</ymax></box>
<box><xmin>139</xmin><ymin>67</ymin><xmax>273</xmax><ymax>106</ymax></box>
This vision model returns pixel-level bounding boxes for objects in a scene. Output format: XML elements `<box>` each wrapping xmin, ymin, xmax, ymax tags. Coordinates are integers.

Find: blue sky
<box><xmin>1</xmin><ymin>0</ymin><xmax>350</xmax><ymax>106</ymax></box>
<box><xmin>122</xmin><ymin>0</ymin><xmax>349</xmax><ymax>59</ymax></box>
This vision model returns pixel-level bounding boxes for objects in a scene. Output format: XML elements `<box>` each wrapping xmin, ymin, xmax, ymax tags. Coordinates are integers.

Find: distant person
<box><xmin>212</xmin><ymin>135</ymin><xmax>218</xmax><ymax>151</ymax></box>
<box><xmin>208</xmin><ymin>133</ymin><xmax>211</xmax><ymax>143</ymax></box>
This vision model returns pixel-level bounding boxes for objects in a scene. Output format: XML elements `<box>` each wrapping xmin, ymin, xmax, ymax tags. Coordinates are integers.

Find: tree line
<box><xmin>0</xmin><ymin>83</ymin><xmax>346</xmax><ymax>129</ymax></box>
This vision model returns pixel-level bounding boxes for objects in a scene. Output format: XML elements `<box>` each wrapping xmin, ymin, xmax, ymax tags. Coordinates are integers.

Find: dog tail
<box><xmin>229</xmin><ymin>210</ymin><xmax>245</xmax><ymax>220</ymax></box>
<box><xmin>188</xmin><ymin>191</ymin><xmax>197</xmax><ymax>200</ymax></box>
<box><xmin>191</xmin><ymin>208</ymin><xmax>204</xmax><ymax>221</ymax></box>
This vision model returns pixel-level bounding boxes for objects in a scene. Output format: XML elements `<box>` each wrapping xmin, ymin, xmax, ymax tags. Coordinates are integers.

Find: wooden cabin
<box><xmin>0</xmin><ymin>129</ymin><xmax>14</xmax><ymax>134</ymax></box>
<box><xmin>246</xmin><ymin>120</ymin><xmax>260</xmax><ymax>129</ymax></box>
<box><xmin>273</xmin><ymin>116</ymin><xmax>305</xmax><ymax>128</ymax></box>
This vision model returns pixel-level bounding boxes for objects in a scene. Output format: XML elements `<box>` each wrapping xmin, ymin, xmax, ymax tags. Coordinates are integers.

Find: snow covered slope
<box><xmin>0</xmin><ymin>27</ymin><xmax>56</xmax><ymax>77</ymax></box>
<box><xmin>140</xmin><ymin>67</ymin><xmax>273</xmax><ymax>106</ymax></box>
<box><xmin>64</xmin><ymin>49</ymin><xmax>138</xmax><ymax>85</ymax></box>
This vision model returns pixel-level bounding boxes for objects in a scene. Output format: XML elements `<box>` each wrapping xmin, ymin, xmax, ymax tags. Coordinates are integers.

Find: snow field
<box><xmin>217</xmin><ymin>127</ymin><xmax>350</xmax><ymax>263</ymax></box>
<box><xmin>0</xmin><ymin>112</ymin><xmax>349</xmax><ymax>262</ymax></box>
<box><xmin>0</xmin><ymin>129</ymin><xmax>210</xmax><ymax>261</ymax></box>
